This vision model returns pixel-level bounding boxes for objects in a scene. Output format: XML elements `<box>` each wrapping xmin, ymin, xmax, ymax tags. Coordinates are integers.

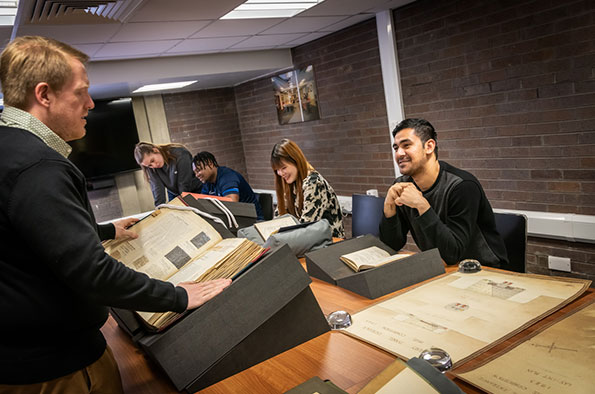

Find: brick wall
<box><xmin>162</xmin><ymin>88</ymin><xmax>248</xmax><ymax>177</ymax></box>
<box><xmin>235</xmin><ymin>18</ymin><xmax>395</xmax><ymax>195</ymax></box>
<box><xmin>393</xmin><ymin>0</ymin><xmax>595</xmax><ymax>281</ymax></box>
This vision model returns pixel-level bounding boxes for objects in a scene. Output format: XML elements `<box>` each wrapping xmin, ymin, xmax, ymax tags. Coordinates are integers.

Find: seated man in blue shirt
<box><xmin>192</xmin><ymin>151</ymin><xmax>264</xmax><ymax>220</ymax></box>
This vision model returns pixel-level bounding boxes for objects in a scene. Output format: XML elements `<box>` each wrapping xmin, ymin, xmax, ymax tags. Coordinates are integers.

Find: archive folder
<box><xmin>305</xmin><ymin>234</ymin><xmax>445</xmax><ymax>299</ymax></box>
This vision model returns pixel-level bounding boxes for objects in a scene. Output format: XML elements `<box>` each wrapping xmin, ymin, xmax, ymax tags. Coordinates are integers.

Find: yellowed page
<box><xmin>340</xmin><ymin>246</ymin><xmax>391</xmax><ymax>271</ymax></box>
<box><xmin>166</xmin><ymin>238</ymin><xmax>245</xmax><ymax>285</ymax></box>
<box><xmin>457</xmin><ymin>301</ymin><xmax>595</xmax><ymax>394</ymax></box>
<box><xmin>104</xmin><ymin>207</ymin><xmax>222</xmax><ymax>280</ymax></box>
<box><xmin>344</xmin><ymin>270</ymin><xmax>589</xmax><ymax>366</ymax></box>
<box><xmin>360</xmin><ymin>359</ymin><xmax>438</xmax><ymax>394</ymax></box>
<box><xmin>254</xmin><ymin>215</ymin><xmax>297</xmax><ymax>240</ymax></box>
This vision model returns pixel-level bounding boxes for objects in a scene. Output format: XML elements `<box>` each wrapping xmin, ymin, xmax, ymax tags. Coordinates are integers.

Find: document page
<box><xmin>254</xmin><ymin>215</ymin><xmax>298</xmax><ymax>240</ymax></box>
<box><xmin>344</xmin><ymin>270</ymin><xmax>589</xmax><ymax>366</ymax></box>
<box><xmin>360</xmin><ymin>359</ymin><xmax>439</xmax><ymax>394</ymax></box>
<box><xmin>340</xmin><ymin>246</ymin><xmax>411</xmax><ymax>271</ymax></box>
<box><xmin>457</xmin><ymin>300</ymin><xmax>595</xmax><ymax>394</ymax></box>
<box><xmin>104</xmin><ymin>207</ymin><xmax>222</xmax><ymax>280</ymax></box>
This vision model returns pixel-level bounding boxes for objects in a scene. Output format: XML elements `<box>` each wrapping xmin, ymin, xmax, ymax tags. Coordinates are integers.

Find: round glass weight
<box><xmin>419</xmin><ymin>348</ymin><xmax>452</xmax><ymax>373</ymax></box>
<box><xmin>326</xmin><ymin>310</ymin><xmax>352</xmax><ymax>330</ymax></box>
<box><xmin>458</xmin><ymin>259</ymin><xmax>482</xmax><ymax>273</ymax></box>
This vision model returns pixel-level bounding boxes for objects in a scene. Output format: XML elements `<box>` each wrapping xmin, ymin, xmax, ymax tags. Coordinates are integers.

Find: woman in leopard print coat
<box><xmin>271</xmin><ymin>139</ymin><xmax>345</xmax><ymax>238</ymax></box>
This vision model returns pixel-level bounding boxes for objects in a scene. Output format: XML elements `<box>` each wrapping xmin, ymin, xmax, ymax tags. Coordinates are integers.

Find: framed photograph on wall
<box><xmin>272</xmin><ymin>65</ymin><xmax>320</xmax><ymax>125</ymax></box>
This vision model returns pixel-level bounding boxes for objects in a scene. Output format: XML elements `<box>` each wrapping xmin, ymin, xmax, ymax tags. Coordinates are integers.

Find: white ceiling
<box><xmin>4</xmin><ymin>0</ymin><xmax>414</xmax><ymax>99</ymax></box>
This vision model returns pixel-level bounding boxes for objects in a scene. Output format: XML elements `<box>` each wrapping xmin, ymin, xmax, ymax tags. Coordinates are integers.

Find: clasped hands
<box><xmin>384</xmin><ymin>182</ymin><xmax>430</xmax><ymax>217</ymax></box>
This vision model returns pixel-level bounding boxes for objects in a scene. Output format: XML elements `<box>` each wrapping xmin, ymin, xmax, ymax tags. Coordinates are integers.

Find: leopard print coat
<box><xmin>299</xmin><ymin>171</ymin><xmax>345</xmax><ymax>238</ymax></box>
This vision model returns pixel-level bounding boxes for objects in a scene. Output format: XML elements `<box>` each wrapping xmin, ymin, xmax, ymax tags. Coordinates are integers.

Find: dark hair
<box><xmin>192</xmin><ymin>151</ymin><xmax>219</xmax><ymax>169</ymax></box>
<box><xmin>392</xmin><ymin>118</ymin><xmax>438</xmax><ymax>158</ymax></box>
<box><xmin>270</xmin><ymin>139</ymin><xmax>314</xmax><ymax>217</ymax></box>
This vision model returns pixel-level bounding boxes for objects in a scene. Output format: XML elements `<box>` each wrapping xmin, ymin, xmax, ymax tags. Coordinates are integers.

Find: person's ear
<box><xmin>33</xmin><ymin>82</ymin><xmax>51</xmax><ymax>108</ymax></box>
<box><xmin>425</xmin><ymin>139</ymin><xmax>436</xmax><ymax>155</ymax></box>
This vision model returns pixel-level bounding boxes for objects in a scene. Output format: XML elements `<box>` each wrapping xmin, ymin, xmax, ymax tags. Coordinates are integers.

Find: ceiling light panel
<box><xmin>221</xmin><ymin>0</ymin><xmax>325</xmax><ymax>19</ymax></box>
<box><xmin>133</xmin><ymin>81</ymin><xmax>198</xmax><ymax>93</ymax></box>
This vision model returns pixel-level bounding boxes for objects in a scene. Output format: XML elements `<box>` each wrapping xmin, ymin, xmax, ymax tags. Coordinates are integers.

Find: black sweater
<box><xmin>0</xmin><ymin>127</ymin><xmax>187</xmax><ymax>384</ymax></box>
<box><xmin>380</xmin><ymin>161</ymin><xmax>508</xmax><ymax>267</ymax></box>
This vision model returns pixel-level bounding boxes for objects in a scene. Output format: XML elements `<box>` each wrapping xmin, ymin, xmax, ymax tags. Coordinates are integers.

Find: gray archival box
<box><xmin>305</xmin><ymin>234</ymin><xmax>445</xmax><ymax>299</ymax></box>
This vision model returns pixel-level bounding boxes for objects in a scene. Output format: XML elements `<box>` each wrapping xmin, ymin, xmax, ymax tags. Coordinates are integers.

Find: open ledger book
<box><xmin>253</xmin><ymin>214</ymin><xmax>298</xmax><ymax>240</ymax></box>
<box><xmin>103</xmin><ymin>204</ymin><xmax>265</xmax><ymax>330</ymax></box>
<box><xmin>340</xmin><ymin>246</ymin><xmax>412</xmax><ymax>272</ymax></box>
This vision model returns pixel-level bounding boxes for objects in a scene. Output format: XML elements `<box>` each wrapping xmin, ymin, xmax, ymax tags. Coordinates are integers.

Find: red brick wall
<box><xmin>162</xmin><ymin>88</ymin><xmax>248</xmax><ymax>177</ymax></box>
<box><xmin>393</xmin><ymin>0</ymin><xmax>595</xmax><ymax>281</ymax></box>
<box><xmin>235</xmin><ymin>18</ymin><xmax>395</xmax><ymax>195</ymax></box>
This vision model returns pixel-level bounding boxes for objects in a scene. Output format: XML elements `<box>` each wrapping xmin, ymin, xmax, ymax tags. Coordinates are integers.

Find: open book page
<box><xmin>456</xmin><ymin>300</ymin><xmax>595</xmax><ymax>394</ymax></box>
<box><xmin>344</xmin><ymin>270</ymin><xmax>590</xmax><ymax>367</ymax></box>
<box><xmin>166</xmin><ymin>238</ymin><xmax>248</xmax><ymax>285</ymax></box>
<box><xmin>103</xmin><ymin>207</ymin><xmax>222</xmax><ymax>280</ymax></box>
<box><xmin>141</xmin><ymin>238</ymin><xmax>265</xmax><ymax>329</ymax></box>
<box><xmin>340</xmin><ymin>246</ymin><xmax>411</xmax><ymax>272</ymax></box>
<box><xmin>254</xmin><ymin>215</ymin><xmax>298</xmax><ymax>240</ymax></box>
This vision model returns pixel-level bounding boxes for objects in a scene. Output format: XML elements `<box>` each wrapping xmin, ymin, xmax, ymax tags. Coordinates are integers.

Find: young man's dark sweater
<box><xmin>0</xmin><ymin>127</ymin><xmax>187</xmax><ymax>384</ymax></box>
<box><xmin>380</xmin><ymin>161</ymin><xmax>508</xmax><ymax>267</ymax></box>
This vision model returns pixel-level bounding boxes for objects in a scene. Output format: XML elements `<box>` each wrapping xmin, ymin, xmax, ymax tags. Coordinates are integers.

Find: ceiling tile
<box><xmin>130</xmin><ymin>0</ymin><xmax>244</xmax><ymax>22</ymax></box>
<box><xmin>191</xmin><ymin>18</ymin><xmax>285</xmax><ymax>38</ymax></box>
<box><xmin>167</xmin><ymin>37</ymin><xmax>247</xmax><ymax>53</ymax></box>
<box><xmin>261</xmin><ymin>16</ymin><xmax>347</xmax><ymax>34</ymax></box>
<box><xmin>281</xmin><ymin>32</ymin><xmax>330</xmax><ymax>47</ymax></box>
<box><xmin>324</xmin><ymin>13</ymin><xmax>374</xmax><ymax>32</ymax></box>
<box><xmin>94</xmin><ymin>40</ymin><xmax>180</xmax><ymax>58</ymax></box>
<box><xmin>231</xmin><ymin>33</ymin><xmax>307</xmax><ymax>49</ymax></box>
<box><xmin>72</xmin><ymin>43</ymin><xmax>104</xmax><ymax>58</ymax></box>
<box><xmin>111</xmin><ymin>21</ymin><xmax>210</xmax><ymax>42</ymax></box>
<box><xmin>17</xmin><ymin>24</ymin><xmax>121</xmax><ymax>44</ymax></box>
<box><xmin>299</xmin><ymin>0</ymin><xmax>392</xmax><ymax>16</ymax></box>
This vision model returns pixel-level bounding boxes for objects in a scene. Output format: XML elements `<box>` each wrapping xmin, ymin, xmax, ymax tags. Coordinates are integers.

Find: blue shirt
<box><xmin>201</xmin><ymin>166</ymin><xmax>263</xmax><ymax>220</ymax></box>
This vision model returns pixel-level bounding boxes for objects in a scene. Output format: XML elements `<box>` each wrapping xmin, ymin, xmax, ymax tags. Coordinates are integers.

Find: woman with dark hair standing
<box><xmin>134</xmin><ymin>142</ymin><xmax>202</xmax><ymax>206</ymax></box>
<box><xmin>271</xmin><ymin>139</ymin><xmax>345</xmax><ymax>238</ymax></box>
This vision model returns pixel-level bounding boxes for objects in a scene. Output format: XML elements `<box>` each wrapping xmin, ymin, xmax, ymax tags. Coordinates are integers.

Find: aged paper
<box><xmin>166</xmin><ymin>238</ymin><xmax>246</xmax><ymax>285</ymax></box>
<box><xmin>339</xmin><ymin>246</ymin><xmax>411</xmax><ymax>272</ymax></box>
<box><xmin>457</xmin><ymin>300</ymin><xmax>595</xmax><ymax>394</ymax></box>
<box><xmin>104</xmin><ymin>207</ymin><xmax>222</xmax><ymax>280</ymax></box>
<box><xmin>254</xmin><ymin>215</ymin><xmax>297</xmax><ymax>240</ymax></box>
<box><xmin>360</xmin><ymin>359</ymin><xmax>438</xmax><ymax>394</ymax></box>
<box><xmin>344</xmin><ymin>270</ymin><xmax>589</xmax><ymax>366</ymax></box>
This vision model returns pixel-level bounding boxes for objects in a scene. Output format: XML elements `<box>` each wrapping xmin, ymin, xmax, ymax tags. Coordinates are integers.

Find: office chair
<box><xmin>258</xmin><ymin>193</ymin><xmax>274</xmax><ymax>221</ymax></box>
<box><xmin>351</xmin><ymin>194</ymin><xmax>385</xmax><ymax>237</ymax></box>
<box><xmin>494</xmin><ymin>212</ymin><xmax>528</xmax><ymax>273</ymax></box>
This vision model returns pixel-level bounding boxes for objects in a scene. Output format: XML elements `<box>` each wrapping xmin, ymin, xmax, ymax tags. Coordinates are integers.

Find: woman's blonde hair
<box><xmin>0</xmin><ymin>36</ymin><xmax>89</xmax><ymax>109</ymax></box>
<box><xmin>134</xmin><ymin>141</ymin><xmax>186</xmax><ymax>180</ymax></box>
<box><xmin>270</xmin><ymin>139</ymin><xmax>314</xmax><ymax>217</ymax></box>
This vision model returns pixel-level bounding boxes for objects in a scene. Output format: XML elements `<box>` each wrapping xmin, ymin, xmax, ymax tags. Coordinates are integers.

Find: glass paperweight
<box><xmin>326</xmin><ymin>310</ymin><xmax>352</xmax><ymax>330</ymax></box>
<box><xmin>419</xmin><ymin>348</ymin><xmax>452</xmax><ymax>373</ymax></box>
<box><xmin>458</xmin><ymin>259</ymin><xmax>482</xmax><ymax>273</ymax></box>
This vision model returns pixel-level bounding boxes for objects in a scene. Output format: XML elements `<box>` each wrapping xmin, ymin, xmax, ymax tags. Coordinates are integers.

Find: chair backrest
<box><xmin>258</xmin><ymin>193</ymin><xmax>274</xmax><ymax>221</ymax></box>
<box><xmin>352</xmin><ymin>194</ymin><xmax>385</xmax><ymax>237</ymax></box>
<box><xmin>493</xmin><ymin>212</ymin><xmax>527</xmax><ymax>273</ymax></box>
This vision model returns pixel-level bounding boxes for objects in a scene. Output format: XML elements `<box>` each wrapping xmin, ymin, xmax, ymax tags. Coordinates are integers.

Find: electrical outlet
<box><xmin>547</xmin><ymin>256</ymin><xmax>571</xmax><ymax>272</ymax></box>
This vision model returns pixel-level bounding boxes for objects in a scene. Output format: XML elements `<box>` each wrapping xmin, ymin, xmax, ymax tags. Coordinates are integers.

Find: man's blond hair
<box><xmin>0</xmin><ymin>36</ymin><xmax>89</xmax><ymax>109</ymax></box>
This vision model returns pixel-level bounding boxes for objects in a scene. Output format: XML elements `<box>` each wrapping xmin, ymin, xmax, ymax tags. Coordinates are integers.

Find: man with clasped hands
<box><xmin>379</xmin><ymin>118</ymin><xmax>508</xmax><ymax>267</ymax></box>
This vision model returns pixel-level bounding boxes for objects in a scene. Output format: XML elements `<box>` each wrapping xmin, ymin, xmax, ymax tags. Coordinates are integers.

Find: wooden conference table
<box><xmin>101</xmin><ymin>261</ymin><xmax>594</xmax><ymax>394</ymax></box>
